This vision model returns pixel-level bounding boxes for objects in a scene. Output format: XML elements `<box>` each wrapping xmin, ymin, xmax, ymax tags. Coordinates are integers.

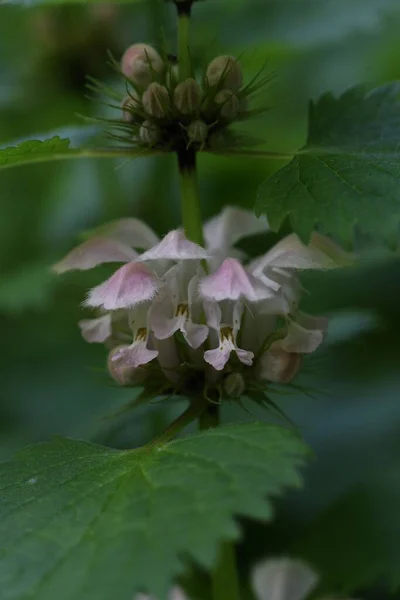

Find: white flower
<box><xmin>251</xmin><ymin>558</ymin><xmax>359</xmax><ymax>600</ymax></box>
<box><xmin>54</xmin><ymin>206</ymin><xmax>348</xmax><ymax>388</ymax></box>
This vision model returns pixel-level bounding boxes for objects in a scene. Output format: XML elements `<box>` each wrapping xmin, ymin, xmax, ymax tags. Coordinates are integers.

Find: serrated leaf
<box><xmin>0</xmin><ymin>423</ymin><xmax>308</xmax><ymax>599</ymax></box>
<box><xmin>256</xmin><ymin>83</ymin><xmax>400</xmax><ymax>246</ymax></box>
<box><xmin>296</xmin><ymin>468</ymin><xmax>400</xmax><ymax>593</ymax></box>
<box><xmin>0</xmin><ymin>137</ymin><xmax>151</xmax><ymax>170</ymax></box>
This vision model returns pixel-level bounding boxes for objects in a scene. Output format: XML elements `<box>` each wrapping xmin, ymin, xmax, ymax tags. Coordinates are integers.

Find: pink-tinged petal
<box><xmin>204</xmin><ymin>206</ymin><xmax>269</xmax><ymax>252</ymax></box>
<box><xmin>203</xmin><ymin>300</ymin><xmax>222</xmax><ymax>330</ymax></box>
<box><xmin>115</xmin><ymin>340</ymin><xmax>158</xmax><ymax>368</ymax></box>
<box><xmin>204</xmin><ymin>344</ymin><xmax>232</xmax><ymax>371</ymax></box>
<box><xmin>279</xmin><ymin>313</ymin><xmax>327</xmax><ymax>354</ymax></box>
<box><xmin>85</xmin><ymin>262</ymin><xmax>159</xmax><ymax>310</ymax></box>
<box><xmin>94</xmin><ymin>218</ymin><xmax>160</xmax><ymax>249</ymax></box>
<box><xmin>200</xmin><ymin>258</ymin><xmax>276</xmax><ymax>302</ymax></box>
<box><xmin>53</xmin><ymin>238</ymin><xmax>137</xmax><ymax>274</ymax></box>
<box><xmin>251</xmin><ymin>558</ymin><xmax>318</xmax><ymax>600</ymax></box>
<box><xmin>183</xmin><ymin>319</ymin><xmax>209</xmax><ymax>349</ymax></box>
<box><xmin>78</xmin><ymin>314</ymin><xmax>112</xmax><ymax>343</ymax></box>
<box><xmin>138</xmin><ymin>230</ymin><xmax>208</xmax><ymax>261</ymax></box>
<box><xmin>236</xmin><ymin>347</ymin><xmax>254</xmax><ymax>366</ymax></box>
<box><xmin>107</xmin><ymin>345</ymin><xmax>150</xmax><ymax>385</ymax></box>
<box><xmin>148</xmin><ymin>292</ymin><xmax>177</xmax><ymax>339</ymax></box>
<box><xmin>251</xmin><ymin>232</ymin><xmax>352</xmax><ymax>273</ymax></box>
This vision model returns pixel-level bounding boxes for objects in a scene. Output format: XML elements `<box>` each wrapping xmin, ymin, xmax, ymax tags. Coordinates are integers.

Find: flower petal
<box><xmin>137</xmin><ymin>230</ymin><xmax>208</xmax><ymax>261</ymax></box>
<box><xmin>53</xmin><ymin>238</ymin><xmax>137</xmax><ymax>273</ymax></box>
<box><xmin>204</xmin><ymin>206</ymin><xmax>269</xmax><ymax>252</ymax></box>
<box><xmin>114</xmin><ymin>340</ymin><xmax>158</xmax><ymax>368</ymax></box>
<box><xmin>204</xmin><ymin>343</ymin><xmax>232</xmax><ymax>371</ymax></box>
<box><xmin>200</xmin><ymin>258</ymin><xmax>276</xmax><ymax>302</ymax></box>
<box><xmin>85</xmin><ymin>262</ymin><xmax>159</xmax><ymax>310</ymax></box>
<box><xmin>251</xmin><ymin>558</ymin><xmax>318</xmax><ymax>600</ymax></box>
<box><xmin>279</xmin><ymin>313</ymin><xmax>328</xmax><ymax>354</ymax></box>
<box><xmin>94</xmin><ymin>218</ymin><xmax>160</xmax><ymax>249</ymax></box>
<box><xmin>250</xmin><ymin>232</ymin><xmax>350</xmax><ymax>273</ymax></box>
<box><xmin>78</xmin><ymin>314</ymin><xmax>112</xmax><ymax>343</ymax></box>
<box><xmin>183</xmin><ymin>319</ymin><xmax>209</xmax><ymax>349</ymax></box>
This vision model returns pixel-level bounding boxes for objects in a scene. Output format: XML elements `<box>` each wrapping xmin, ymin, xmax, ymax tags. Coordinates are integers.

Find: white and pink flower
<box><xmin>54</xmin><ymin>207</ymin><xmax>348</xmax><ymax>389</ymax></box>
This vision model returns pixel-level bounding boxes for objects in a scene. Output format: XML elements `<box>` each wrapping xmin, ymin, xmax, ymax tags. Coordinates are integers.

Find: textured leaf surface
<box><xmin>297</xmin><ymin>469</ymin><xmax>400</xmax><ymax>593</ymax></box>
<box><xmin>256</xmin><ymin>83</ymin><xmax>400</xmax><ymax>246</ymax></box>
<box><xmin>0</xmin><ymin>137</ymin><xmax>145</xmax><ymax>170</ymax></box>
<box><xmin>0</xmin><ymin>423</ymin><xmax>308</xmax><ymax>600</ymax></box>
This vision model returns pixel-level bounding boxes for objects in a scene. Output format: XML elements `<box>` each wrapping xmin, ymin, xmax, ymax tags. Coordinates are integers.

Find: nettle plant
<box><xmin>1</xmin><ymin>0</ymin><xmax>400</xmax><ymax>599</ymax></box>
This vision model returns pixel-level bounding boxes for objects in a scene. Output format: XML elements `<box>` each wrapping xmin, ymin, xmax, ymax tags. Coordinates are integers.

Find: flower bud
<box><xmin>121</xmin><ymin>93</ymin><xmax>139</xmax><ymax>122</ymax></box>
<box><xmin>206</xmin><ymin>55</ymin><xmax>243</xmax><ymax>90</ymax></box>
<box><xmin>139</xmin><ymin>120</ymin><xmax>161</xmax><ymax>145</ymax></box>
<box><xmin>174</xmin><ymin>78</ymin><xmax>202</xmax><ymax>115</ymax></box>
<box><xmin>215</xmin><ymin>89</ymin><xmax>240</xmax><ymax>120</ymax></box>
<box><xmin>187</xmin><ymin>119</ymin><xmax>209</xmax><ymax>144</ymax></box>
<box><xmin>258</xmin><ymin>348</ymin><xmax>301</xmax><ymax>384</ymax></box>
<box><xmin>107</xmin><ymin>345</ymin><xmax>149</xmax><ymax>386</ymax></box>
<box><xmin>121</xmin><ymin>43</ymin><xmax>164</xmax><ymax>88</ymax></box>
<box><xmin>223</xmin><ymin>372</ymin><xmax>246</xmax><ymax>398</ymax></box>
<box><xmin>142</xmin><ymin>82</ymin><xmax>170</xmax><ymax>118</ymax></box>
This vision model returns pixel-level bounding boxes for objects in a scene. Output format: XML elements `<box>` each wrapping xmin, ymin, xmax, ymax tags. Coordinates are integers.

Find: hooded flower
<box><xmin>54</xmin><ymin>206</ymin><xmax>348</xmax><ymax>392</ymax></box>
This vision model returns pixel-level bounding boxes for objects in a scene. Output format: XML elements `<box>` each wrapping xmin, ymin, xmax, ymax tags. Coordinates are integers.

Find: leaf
<box><xmin>296</xmin><ymin>468</ymin><xmax>400</xmax><ymax>593</ymax></box>
<box><xmin>0</xmin><ymin>137</ymin><xmax>153</xmax><ymax>170</ymax></box>
<box><xmin>256</xmin><ymin>83</ymin><xmax>400</xmax><ymax>246</ymax></box>
<box><xmin>0</xmin><ymin>423</ymin><xmax>309</xmax><ymax>599</ymax></box>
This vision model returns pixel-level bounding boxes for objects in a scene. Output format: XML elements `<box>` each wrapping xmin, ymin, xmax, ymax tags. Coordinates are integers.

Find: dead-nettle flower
<box><xmin>90</xmin><ymin>42</ymin><xmax>269</xmax><ymax>154</ymax></box>
<box><xmin>54</xmin><ymin>207</ymin><xmax>350</xmax><ymax>396</ymax></box>
<box><xmin>135</xmin><ymin>558</ymin><xmax>360</xmax><ymax>600</ymax></box>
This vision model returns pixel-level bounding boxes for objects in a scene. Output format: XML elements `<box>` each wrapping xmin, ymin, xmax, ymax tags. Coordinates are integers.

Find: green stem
<box><xmin>212</xmin><ymin>542</ymin><xmax>241</xmax><ymax>600</ymax></box>
<box><xmin>177</xmin><ymin>148</ymin><xmax>204</xmax><ymax>246</ymax></box>
<box><xmin>177</xmin><ymin>12</ymin><xmax>191</xmax><ymax>81</ymax></box>
<box><xmin>149</xmin><ymin>396</ymin><xmax>208</xmax><ymax>447</ymax></box>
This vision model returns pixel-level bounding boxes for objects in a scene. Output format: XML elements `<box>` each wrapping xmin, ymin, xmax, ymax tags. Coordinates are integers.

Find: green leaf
<box><xmin>256</xmin><ymin>83</ymin><xmax>400</xmax><ymax>246</ymax></box>
<box><xmin>0</xmin><ymin>423</ymin><xmax>308</xmax><ymax>599</ymax></box>
<box><xmin>296</xmin><ymin>468</ymin><xmax>400</xmax><ymax>593</ymax></box>
<box><xmin>0</xmin><ymin>137</ymin><xmax>152</xmax><ymax>170</ymax></box>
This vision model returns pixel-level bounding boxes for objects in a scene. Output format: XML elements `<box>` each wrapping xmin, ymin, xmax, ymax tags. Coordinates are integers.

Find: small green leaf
<box><xmin>256</xmin><ymin>83</ymin><xmax>400</xmax><ymax>246</ymax></box>
<box><xmin>296</xmin><ymin>468</ymin><xmax>400</xmax><ymax>593</ymax></box>
<box><xmin>0</xmin><ymin>137</ymin><xmax>152</xmax><ymax>170</ymax></box>
<box><xmin>0</xmin><ymin>423</ymin><xmax>309</xmax><ymax>599</ymax></box>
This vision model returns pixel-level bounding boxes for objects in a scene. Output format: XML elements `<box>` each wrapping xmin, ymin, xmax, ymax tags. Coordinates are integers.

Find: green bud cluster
<box><xmin>95</xmin><ymin>43</ymin><xmax>261</xmax><ymax>153</ymax></box>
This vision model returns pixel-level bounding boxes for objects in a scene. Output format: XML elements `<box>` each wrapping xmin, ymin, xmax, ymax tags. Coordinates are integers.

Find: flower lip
<box><xmin>84</xmin><ymin>262</ymin><xmax>160</xmax><ymax>310</ymax></box>
<box><xmin>137</xmin><ymin>229</ymin><xmax>209</xmax><ymax>261</ymax></box>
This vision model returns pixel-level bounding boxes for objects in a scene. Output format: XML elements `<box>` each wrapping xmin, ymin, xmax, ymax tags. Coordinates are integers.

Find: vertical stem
<box><xmin>177</xmin><ymin>147</ymin><xmax>204</xmax><ymax>246</ymax></box>
<box><xmin>177</xmin><ymin>8</ymin><xmax>192</xmax><ymax>80</ymax></box>
<box><xmin>212</xmin><ymin>542</ymin><xmax>241</xmax><ymax>600</ymax></box>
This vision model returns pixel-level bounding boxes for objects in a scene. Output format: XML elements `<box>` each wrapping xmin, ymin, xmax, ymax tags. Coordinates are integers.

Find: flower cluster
<box><xmin>135</xmin><ymin>557</ymin><xmax>358</xmax><ymax>600</ymax></box>
<box><xmin>54</xmin><ymin>207</ymin><xmax>349</xmax><ymax>400</ymax></box>
<box><xmin>94</xmin><ymin>42</ymin><xmax>267</xmax><ymax>152</ymax></box>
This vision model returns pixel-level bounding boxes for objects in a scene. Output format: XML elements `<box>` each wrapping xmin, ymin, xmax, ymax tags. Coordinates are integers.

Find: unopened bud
<box><xmin>223</xmin><ymin>372</ymin><xmax>246</xmax><ymax>398</ymax></box>
<box><xmin>121</xmin><ymin>93</ymin><xmax>139</xmax><ymax>122</ymax></box>
<box><xmin>107</xmin><ymin>345</ymin><xmax>149</xmax><ymax>386</ymax></box>
<box><xmin>121</xmin><ymin>43</ymin><xmax>164</xmax><ymax>88</ymax></box>
<box><xmin>215</xmin><ymin>89</ymin><xmax>240</xmax><ymax>120</ymax></box>
<box><xmin>258</xmin><ymin>348</ymin><xmax>301</xmax><ymax>384</ymax></box>
<box><xmin>139</xmin><ymin>120</ymin><xmax>161</xmax><ymax>145</ymax></box>
<box><xmin>174</xmin><ymin>78</ymin><xmax>202</xmax><ymax>114</ymax></box>
<box><xmin>206</xmin><ymin>55</ymin><xmax>243</xmax><ymax>90</ymax></box>
<box><xmin>142</xmin><ymin>82</ymin><xmax>170</xmax><ymax>118</ymax></box>
<box><xmin>187</xmin><ymin>119</ymin><xmax>209</xmax><ymax>144</ymax></box>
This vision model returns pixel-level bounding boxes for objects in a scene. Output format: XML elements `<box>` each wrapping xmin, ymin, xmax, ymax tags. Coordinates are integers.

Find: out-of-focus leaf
<box><xmin>256</xmin><ymin>83</ymin><xmax>400</xmax><ymax>246</ymax></box>
<box><xmin>0</xmin><ymin>137</ymin><xmax>152</xmax><ymax>170</ymax></box>
<box><xmin>0</xmin><ymin>423</ymin><xmax>308</xmax><ymax>599</ymax></box>
<box><xmin>296</xmin><ymin>468</ymin><xmax>400</xmax><ymax>593</ymax></box>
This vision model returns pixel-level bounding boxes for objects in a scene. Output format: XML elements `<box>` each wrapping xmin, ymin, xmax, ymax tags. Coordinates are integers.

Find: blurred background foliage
<box><xmin>1</xmin><ymin>0</ymin><xmax>400</xmax><ymax>597</ymax></box>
